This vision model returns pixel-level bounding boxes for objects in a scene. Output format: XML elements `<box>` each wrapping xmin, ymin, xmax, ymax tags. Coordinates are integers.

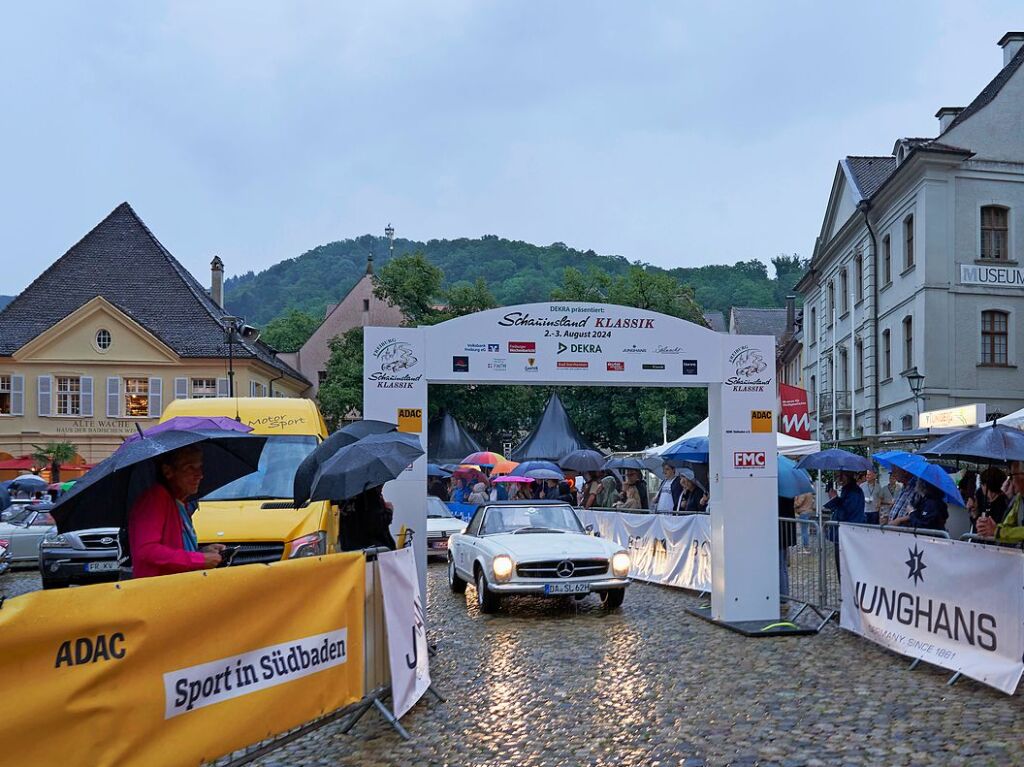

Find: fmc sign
<box><xmin>364</xmin><ymin>302</ymin><xmax>779</xmax><ymax>625</ymax></box>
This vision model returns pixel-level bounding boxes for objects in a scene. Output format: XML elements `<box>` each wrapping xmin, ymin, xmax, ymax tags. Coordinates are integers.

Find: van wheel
<box><xmin>600</xmin><ymin>589</ymin><xmax>625</xmax><ymax>610</ymax></box>
<box><xmin>448</xmin><ymin>557</ymin><xmax>466</xmax><ymax>593</ymax></box>
<box><xmin>475</xmin><ymin>569</ymin><xmax>500</xmax><ymax>613</ymax></box>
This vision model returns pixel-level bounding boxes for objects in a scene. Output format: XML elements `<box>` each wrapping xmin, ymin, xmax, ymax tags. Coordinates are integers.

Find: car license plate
<box><xmin>544</xmin><ymin>582</ymin><xmax>589</xmax><ymax>595</ymax></box>
<box><xmin>430</xmin><ymin>540</ymin><xmax>448</xmax><ymax>550</ymax></box>
<box><xmin>87</xmin><ymin>561</ymin><xmax>118</xmax><ymax>572</ymax></box>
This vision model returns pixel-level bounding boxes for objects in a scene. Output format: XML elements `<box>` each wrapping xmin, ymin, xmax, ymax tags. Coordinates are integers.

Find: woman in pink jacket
<box><xmin>128</xmin><ymin>445</ymin><xmax>224</xmax><ymax>578</ymax></box>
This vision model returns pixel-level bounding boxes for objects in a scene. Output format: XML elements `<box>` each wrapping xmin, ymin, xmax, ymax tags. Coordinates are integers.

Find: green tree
<box><xmin>373</xmin><ymin>253</ymin><xmax>443</xmax><ymax>325</ymax></box>
<box><xmin>261</xmin><ymin>309</ymin><xmax>320</xmax><ymax>352</ymax></box>
<box><xmin>31</xmin><ymin>441</ymin><xmax>78</xmax><ymax>484</ymax></box>
<box><xmin>317</xmin><ymin>327</ymin><xmax>365</xmax><ymax>430</ymax></box>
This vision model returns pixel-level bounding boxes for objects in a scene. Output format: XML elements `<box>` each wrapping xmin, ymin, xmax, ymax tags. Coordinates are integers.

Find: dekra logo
<box><xmin>557</xmin><ymin>342</ymin><xmax>602</xmax><ymax>355</ymax></box>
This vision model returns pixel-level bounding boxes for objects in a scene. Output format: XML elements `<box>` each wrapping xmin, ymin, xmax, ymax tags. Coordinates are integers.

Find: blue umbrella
<box><xmin>510</xmin><ymin>460</ymin><xmax>562</xmax><ymax>477</ymax></box>
<box><xmin>873</xmin><ymin>451</ymin><xmax>962</xmax><ymax>506</ymax></box>
<box><xmin>920</xmin><ymin>424</ymin><xmax>1024</xmax><ymax>464</ymax></box>
<box><xmin>524</xmin><ymin>468</ymin><xmax>564</xmax><ymax>481</ymax></box>
<box><xmin>661</xmin><ymin>436</ymin><xmax>710</xmax><ymax>464</ymax></box>
<box><xmin>427</xmin><ymin>463</ymin><xmax>452</xmax><ymax>478</ymax></box>
<box><xmin>796</xmin><ymin>449</ymin><xmax>872</xmax><ymax>472</ymax></box>
<box><xmin>778</xmin><ymin>455</ymin><xmax>813</xmax><ymax>499</ymax></box>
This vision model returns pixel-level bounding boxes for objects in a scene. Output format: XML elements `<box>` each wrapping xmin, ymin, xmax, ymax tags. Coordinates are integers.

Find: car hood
<box><xmin>194</xmin><ymin>501</ymin><xmax>324</xmax><ymax>543</ymax></box>
<box><xmin>484</xmin><ymin>532</ymin><xmax>614</xmax><ymax>560</ymax></box>
<box><xmin>427</xmin><ymin>518</ymin><xmax>465</xmax><ymax>535</ymax></box>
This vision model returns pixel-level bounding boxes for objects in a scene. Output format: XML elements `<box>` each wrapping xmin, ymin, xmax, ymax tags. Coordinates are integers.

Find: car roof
<box><xmin>481</xmin><ymin>500</ymin><xmax>573</xmax><ymax>507</ymax></box>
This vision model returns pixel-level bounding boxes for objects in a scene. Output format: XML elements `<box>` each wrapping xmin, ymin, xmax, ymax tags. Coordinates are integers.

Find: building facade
<box><xmin>0</xmin><ymin>203</ymin><xmax>309</xmax><ymax>463</ymax></box>
<box><xmin>797</xmin><ymin>33</ymin><xmax>1024</xmax><ymax>441</ymax></box>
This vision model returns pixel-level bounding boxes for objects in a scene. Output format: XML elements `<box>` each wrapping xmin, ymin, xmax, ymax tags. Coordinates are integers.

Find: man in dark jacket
<box><xmin>824</xmin><ymin>471</ymin><xmax>865</xmax><ymax>581</ymax></box>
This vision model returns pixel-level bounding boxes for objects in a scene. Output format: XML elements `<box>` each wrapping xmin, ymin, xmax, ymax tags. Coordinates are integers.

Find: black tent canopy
<box><xmin>510</xmin><ymin>393</ymin><xmax>597</xmax><ymax>462</ymax></box>
<box><xmin>427</xmin><ymin>410</ymin><xmax>483</xmax><ymax>464</ymax></box>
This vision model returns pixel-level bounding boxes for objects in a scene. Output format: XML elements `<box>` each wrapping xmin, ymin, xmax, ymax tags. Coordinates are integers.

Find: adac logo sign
<box><xmin>370</xmin><ymin>339</ymin><xmax>422</xmax><ymax>389</ymax></box>
<box><xmin>733</xmin><ymin>451</ymin><xmax>766</xmax><ymax>468</ymax></box>
<box><xmin>726</xmin><ymin>346</ymin><xmax>772</xmax><ymax>392</ymax></box>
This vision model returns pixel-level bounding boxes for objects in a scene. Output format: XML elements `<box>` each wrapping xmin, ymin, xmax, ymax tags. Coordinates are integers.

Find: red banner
<box><xmin>779</xmin><ymin>383</ymin><xmax>810</xmax><ymax>440</ymax></box>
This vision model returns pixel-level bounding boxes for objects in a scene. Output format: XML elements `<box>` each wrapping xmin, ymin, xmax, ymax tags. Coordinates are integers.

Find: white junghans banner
<box><xmin>577</xmin><ymin>510</ymin><xmax>711</xmax><ymax>592</ymax></box>
<box><xmin>840</xmin><ymin>525</ymin><xmax>1024</xmax><ymax>695</ymax></box>
<box><xmin>378</xmin><ymin>547</ymin><xmax>431</xmax><ymax>719</ymax></box>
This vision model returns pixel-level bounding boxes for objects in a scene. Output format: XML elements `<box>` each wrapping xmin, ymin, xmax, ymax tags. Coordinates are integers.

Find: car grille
<box><xmin>516</xmin><ymin>558</ymin><xmax>608</xmax><ymax>578</ymax></box>
<box><xmin>79</xmin><ymin>533</ymin><xmax>118</xmax><ymax>550</ymax></box>
<box><xmin>213</xmin><ymin>541</ymin><xmax>286</xmax><ymax>566</ymax></box>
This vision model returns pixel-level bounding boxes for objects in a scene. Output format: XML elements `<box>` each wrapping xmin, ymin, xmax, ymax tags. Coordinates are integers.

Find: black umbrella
<box><xmin>51</xmin><ymin>430</ymin><xmax>267</xmax><ymax>532</ymax></box>
<box><xmin>309</xmin><ymin>432</ymin><xmax>425</xmax><ymax>502</ymax></box>
<box><xmin>293</xmin><ymin>420</ymin><xmax>397</xmax><ymax>506</ymax></box>
<box><xmin>559</xmin><ymin>449</ymin><xmax>606</xmax><ymax>473</ymax></box>
<box><xmin>919</xmin><ymin>424</ymin><xmax>1024</xmax><ymax>464</ymax></box>
<box><xmin>603</xmin><ymin>457</ymin><xmax>647</xmax><ymax>471</ymax></box>
<box><xmin>795</xmin><ymin>449</ymin><xmax>872</xmax><ymax>472</ymax></box>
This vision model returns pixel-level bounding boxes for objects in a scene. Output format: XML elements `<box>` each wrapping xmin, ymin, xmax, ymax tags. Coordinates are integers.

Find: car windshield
<box><xmin>202</xmin><ymin>436</ymin><xmax>318</xmax><ymax>502</ymax></box>
<box><xmin>480</xmin><ymin>505</ymin><xmax>583</xmax><ymax>535</ymax></box>
<box><xmin>427</xmin><ymin>497</ymin><xmax>454</xmax><ymax>519</ymax></box>
<box><xmin>30</xmin><ymin>512</ymin><xmax>55</xmax><ymax>526</ymax></box>
<box><xmin>5</xmin><ymin>508</ymin><xmax>32</xmax><ymax>525</ymax></box>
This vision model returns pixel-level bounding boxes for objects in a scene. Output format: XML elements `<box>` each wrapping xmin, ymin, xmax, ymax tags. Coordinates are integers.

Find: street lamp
<box><xmin>222</xmin><ymin>316</ymin><xmax>260</xmax><ymax>397</ymax></box>
<box><xmin>903</xmin><ymin>366</ymin><xmax>925</xmax><ymax>419</ymax></box>
<box><xmin>385</xmin><ymin>223</ymin><xmax>395</xmax><ymax>261</ymax></box>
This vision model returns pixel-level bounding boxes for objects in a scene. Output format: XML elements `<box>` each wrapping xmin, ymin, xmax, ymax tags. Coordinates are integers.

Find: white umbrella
<box><xmin>647</xmin><ymin>417</ymin><xmax>820</xmax><ymax>458</ymax></box>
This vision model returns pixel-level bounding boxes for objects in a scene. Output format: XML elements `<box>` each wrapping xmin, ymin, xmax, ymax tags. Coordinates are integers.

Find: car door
<box><xmin>20</xmin><ymin>511</ymin><xmax>55</xmax><ymax>559</ymax></box>
<box><xmin>10</xmin><ymin>512</ymin><xmax>38</xmax><ymax>559</ymax></box>
<box><xmin>458</xmin><ymin>507</ymin><xmax>485</xmax><ymax>574</ymax></box>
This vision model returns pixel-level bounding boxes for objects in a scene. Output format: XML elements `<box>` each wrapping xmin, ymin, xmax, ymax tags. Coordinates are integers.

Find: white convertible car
<box><xmin>447</xmin><ymin>501</ymin><xmax>630</xmax><ymax>612</ymax></box>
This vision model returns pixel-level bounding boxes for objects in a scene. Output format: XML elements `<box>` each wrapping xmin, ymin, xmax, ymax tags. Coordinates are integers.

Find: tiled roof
<box><xmin>730</xmin><ymin>307</ymin><xmax>789</xmax><ymax>341</ymax></box>
<box><xmin>942</xmin><ymin>42</ymin><xmax>1024</xmax><ymax>135</ymax></box>
<box><xmin>702</xmin><ymin>311</ymin><xmax>726</xmax><ymax>332</ymax></box>
<box><xmin>845</xmin><ymin>156</ymin><xmax>897</xmax><ymax>199</ymax></box>
<box><xmin>0</xmin><ymin>203</ymin><xmax>309</xmax><ymax>384</ymax></box>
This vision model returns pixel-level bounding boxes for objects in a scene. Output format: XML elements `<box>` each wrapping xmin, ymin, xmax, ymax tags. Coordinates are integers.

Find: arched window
<box><xmin>901</xmin><ymin>414</ymin><xmax>914</xmax><ymax>431</ymax></box>
<box><xmin>981</xmin><ymin>310</ymin><xmax>1009</xmax><ymax>365</ymax></box>
<box><xmin>981</xmin><ymin>206</ymin><xmax>1009</xmax><ymax>260</ymax></box>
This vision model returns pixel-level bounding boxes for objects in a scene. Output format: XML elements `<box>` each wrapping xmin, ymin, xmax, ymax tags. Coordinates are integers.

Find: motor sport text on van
<box><xmin>160</xmin><ymin>398</ymin><xmax>338</xmax><ymax>564</ymax></box>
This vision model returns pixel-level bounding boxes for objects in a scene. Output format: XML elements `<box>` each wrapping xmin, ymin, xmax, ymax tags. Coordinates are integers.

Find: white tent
<box><xmin>647</xmin><ymin>417</ymin><xmax>821</xmax><ymax>458</ymax></box>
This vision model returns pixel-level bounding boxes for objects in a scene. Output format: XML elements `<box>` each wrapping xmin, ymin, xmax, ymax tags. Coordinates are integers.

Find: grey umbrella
<box><xmin>603</xmin><ymin>457</ymin><xmax>647</xmax><ymax>471</ymax></box>
<box><xmin>293</xmin><ymin>420</ymin><xmax>397</xmax><ymax>506</ymax></box>
<box><xmin>559</xmin><ymin>449</ymin><xmax>606</xmax><ymax>473</ymax></box>
<box><xmin>309</xmin><ymin>432</ymin><xmax>425</xmax><ymax>502</ymax></box>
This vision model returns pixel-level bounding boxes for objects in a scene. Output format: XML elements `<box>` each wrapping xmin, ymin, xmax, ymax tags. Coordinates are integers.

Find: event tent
<box><xmin>510</xmin><ymin>393</ymin><xmax>598</xmax><ymax>462</ymax></box>
<box><xmin>427</xmin><ymin>410</ymin><xmax>482</xmax><ymax>464</ymax></box>
<box><xmin>647</xmin><ymin>417</ymin><xmax>820</xmax><ymax>458</ymax></box>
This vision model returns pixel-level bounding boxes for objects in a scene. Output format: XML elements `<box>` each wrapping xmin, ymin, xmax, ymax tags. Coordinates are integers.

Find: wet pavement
<box><xmin>4</xmin><ymin>564</ymin><xmax>1021</xmax><ymax>766</ymax></box>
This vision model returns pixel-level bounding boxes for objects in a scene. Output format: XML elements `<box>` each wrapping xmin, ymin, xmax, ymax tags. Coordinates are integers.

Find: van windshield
<box><xmin>202</xmin><ymin>435</ymin><xmax>317</xmax><ymax>502</ymax></box>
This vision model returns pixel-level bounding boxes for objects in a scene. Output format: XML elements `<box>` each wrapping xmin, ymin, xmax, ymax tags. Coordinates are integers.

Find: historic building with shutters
<box><xmin>0</xmin><ymin>203</ymin><xmax>309</xmax><ymax>463</ymax></box>
<box><xmin>797</xmin><ymin>32</ymin><xmax>1024</xmax><ymax>441</ymax></box>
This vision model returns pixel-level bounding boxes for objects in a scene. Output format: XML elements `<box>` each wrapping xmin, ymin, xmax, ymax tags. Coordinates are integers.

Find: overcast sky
<box><xmin>1</xmin><ymin>2</ymin><xmax>1020</xmax><ymax>293</ymax></box>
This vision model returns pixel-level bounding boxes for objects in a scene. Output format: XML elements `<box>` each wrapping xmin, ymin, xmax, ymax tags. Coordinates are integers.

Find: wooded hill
<box><xmin>224</xmin><ymin>234</ymin><xmax>804</xmax><ymax>327</ymax></box>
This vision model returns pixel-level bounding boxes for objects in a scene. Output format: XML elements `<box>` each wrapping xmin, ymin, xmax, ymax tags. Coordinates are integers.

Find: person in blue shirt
<box><xmin>824</xmin><ymin>471</ymin><xmax>866</xmax><ymax>581</ymax></box>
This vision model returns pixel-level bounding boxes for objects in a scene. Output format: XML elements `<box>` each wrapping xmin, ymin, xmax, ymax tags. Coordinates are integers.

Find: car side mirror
<box><xmin>585</xmin><ymin>524</ymin><xmax>599</xmax><ymax>537</ymax></box>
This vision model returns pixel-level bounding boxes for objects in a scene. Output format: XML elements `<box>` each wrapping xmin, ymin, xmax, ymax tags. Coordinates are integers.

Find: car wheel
<box><xmin>448</xmin><ymin>557</ymin><xmax>466</xmax><ymax>594</ymax></box>
<box><xmin>600</xmin><ymin>588</ymin><xmax>625</xmax><ymax>610</ymax></box>
<box><xmin>475</xmin><ymin>568</ymin><xmax>500</xmax><ymax>613</ymax></box>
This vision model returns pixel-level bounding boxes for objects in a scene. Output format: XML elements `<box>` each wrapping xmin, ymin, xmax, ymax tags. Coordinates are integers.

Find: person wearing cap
<box><xmin>976</xmin><ymin>461</ymin><xmax>1024</xmax><ymax>542</ymax></box>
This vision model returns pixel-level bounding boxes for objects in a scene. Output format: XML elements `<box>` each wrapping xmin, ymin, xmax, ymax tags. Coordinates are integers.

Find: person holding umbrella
<box><xmin>824</xmin><ymin>471</ymin><xmax>865</xmax><ymax>580</ymax></box>
<box><xmin>976</xmin><ymin>461</ymin><xmax>1024</xmax><ymax>542</ymax></box>
<box><xmin>890</xmin><ymin>482</ymin><xmax>948</xmax><ymax>531</ymax></box>
<box><xmin>129</xmin><ymin>445</ymin><xmax>226</xmax><ymax>577</ymax></box>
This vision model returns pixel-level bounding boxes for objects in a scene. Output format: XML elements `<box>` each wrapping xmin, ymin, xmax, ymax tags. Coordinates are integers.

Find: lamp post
<box><xmin>222</xmin><ymin>316</ymin><xmax>260</xmax><ymax>397</ymax></box>
<box><xmin>903</xmin><ymin>366</ymin><xmax>925</xmax><ymax>420</ymax></box>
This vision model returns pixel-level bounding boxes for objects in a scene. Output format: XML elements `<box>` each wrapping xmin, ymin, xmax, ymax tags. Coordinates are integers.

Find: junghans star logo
<box><xmin>905</xmin><ymin>545</ymin><xmax>926</xmax><ymax>585</ymax></box>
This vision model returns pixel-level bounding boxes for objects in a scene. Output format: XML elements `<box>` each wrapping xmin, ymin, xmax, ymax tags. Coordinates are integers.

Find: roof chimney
<box><xmin>935</xmin><ymin>106</ymin><xmax>963</xmax><ymax>133</ymax></box>
<box><xmin>366</xmin><ymin>253</ymin><xmax>374</xmax><ymax>276</ymax></box>
<box><xmin>998</xmin><ymin>32</ymin><xmax>1024</xmax><ymax>67</ymax></box>
<box><xmin>210</xmin><ymin>256</ymin><xmax>224</xmax><ymax>309</ymax></box>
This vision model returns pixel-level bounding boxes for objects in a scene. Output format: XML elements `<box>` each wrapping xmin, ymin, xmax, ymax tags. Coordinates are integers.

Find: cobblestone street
<box><xmin>4</xmin><ymin>564</ymin><xmax>1021</xmax><ymax>767</ymax></box>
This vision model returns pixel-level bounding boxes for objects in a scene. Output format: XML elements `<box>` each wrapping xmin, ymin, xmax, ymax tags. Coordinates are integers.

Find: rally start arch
<box><xmin>364</xmin><ymin>302</ymin><xmax>779</xmax><ymax>624</ymax></box>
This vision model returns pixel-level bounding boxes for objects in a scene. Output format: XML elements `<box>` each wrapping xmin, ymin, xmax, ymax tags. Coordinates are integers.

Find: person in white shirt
<box><xmin>653</xmin><ymin>463</ymin><xmax>683</xmax><ymax>513</ymax></box>
<box><xmin>859</xmin><ymin>470</ymin><xmax>880</xmax><ymax>525</ymax></box>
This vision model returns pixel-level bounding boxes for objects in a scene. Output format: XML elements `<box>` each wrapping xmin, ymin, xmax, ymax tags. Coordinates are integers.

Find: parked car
<box><xmin>38</xmin><ymin>527</ymin><xmax>120</xmax><ymax>589</ymax></box>
<box><xmin>426</xmin><ymin>495</ymin><xmax>466</xmax><ymax>560</ymax></box>
<box><xmin>447</xmin><ymin>501</ymin><xmax>631</xmax><ymax>613</ymax></box>
<box><xmin>0</xmin><ymin>504</ymin><xmax>56</xmax><ymax>565</ymax></box>
<box><xmin>0</xmin><ymin>539</ymin><xmax>11</xmax><ymax>576</ymax></box>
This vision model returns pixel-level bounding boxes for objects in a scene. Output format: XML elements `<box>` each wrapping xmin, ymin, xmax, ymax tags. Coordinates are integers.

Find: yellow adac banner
<box><xmin>0</xmin><ymin>553</ymin><xmax>365</xmax><ymax>767</ymax></box>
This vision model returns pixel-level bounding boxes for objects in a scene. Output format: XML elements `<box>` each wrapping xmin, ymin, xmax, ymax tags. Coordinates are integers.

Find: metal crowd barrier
<box><xmin>960</xmin><ymin>532</ymin><xmax>1024</xmax><ymax>549</ymax></box>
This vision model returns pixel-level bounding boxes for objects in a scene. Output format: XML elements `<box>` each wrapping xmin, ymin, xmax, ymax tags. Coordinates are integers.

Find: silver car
<box><xmin>0</xmin><ymin>506</ymin><xmax>57</xmax><ymax>564</ymax></box>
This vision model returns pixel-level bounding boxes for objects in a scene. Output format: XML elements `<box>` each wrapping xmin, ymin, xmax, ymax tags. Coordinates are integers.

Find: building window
<box><xmin>901</xmin><ymin>414</ymin><xmax>914</xmax><ymax>431</ymax></box>
<box><xmin>882</xmin><ymin>235</ymin><xmax>892</xmax><ymax>285</ymax></box>
<box><xmin>840</xmin><ymin>269</ymin><xmax>849</xmax><ymax>314</ymax></box>
<box><xmin>363</xmin><ymin>299</ymin><xmax>370</xmax><ymax>312</ymax></box>
<box><xmin>318</xmin><ymin>371</ymin><xmax>328</xmax><ymax>386</ymax></box>
<box><xmin>904</xmin><ymin>215</ymin><xmax>914</xmax><ymax>269</ymax></box>
<box><xmin>981</xmin><ymin>206</ymin><xmax>1009</xmax><ymax>260</ymax></box>
<box><xmin>839</xmin><ymin>346</ymin><xmax>849</xmax><ymax>388</ymax></box>
<box><xmin>95</xmin><ymin>329</ymin><xmax>112</xmax><ymax>351</ymax></box>
<box><xmin>882</xmin><ymin>330</ymin><xmax>891</xmax><ymax>379</ymax></box>
<box><xmin>902</xmin><ymin>316</ymin><xmax>913</xmax><ymax>370</ymax></box>
<box><xmin>809</xmin><ymin>307</ymin><xmax>816</xmax><ymax>344</ymax></box>
<box><xmin>809</xmin><ymin>375</ymin><xmax>816</xmax><ymax>409</ymax></box>
<box><xmin>191</xmin><ymin>378</ymin><xmax>218</xmax><ymax>399</ymax></box>
<box><xmin>981</xmin><ymin>310</ymin><xmax>1009</xmax><ymax>365</ymax></box>
<box><xmin>56</xmin><ymin>376</ymin><xmax>82</xmax><ymax>416</ymax></box>
<box><xmin>855</xmin><ymin>339</ymin><xmax>864</xmax><ymax>389</ymax></box>
<box><xmin>0</xmin><ymin>375</ymin><xmax>10</xmax><ymax>415</ymax></box>
<box><xmin>881</xmin><ymin>418</ymin><xmax>892</xmax><ymax>433</ymax></box>
<box><xmin>855</xmin><ymin>254</ymin><xmax>864</xmax><ymax>300</ymax></box>
<box><xmin>124</xmin><ymin>377</ymin><xmax>150</xmax><ymax>416</ymax></box>
<box><xmin>827</xmin><ymin>281</ymin><xmax>835</xmax><ymax>321</ymax></box>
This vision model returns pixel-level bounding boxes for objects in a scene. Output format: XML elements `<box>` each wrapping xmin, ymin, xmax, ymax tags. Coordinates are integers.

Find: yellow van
<box><xmin>159</xmin><ymin>397</ymin><xmax>338</xmax><ymax>564</ymax></box>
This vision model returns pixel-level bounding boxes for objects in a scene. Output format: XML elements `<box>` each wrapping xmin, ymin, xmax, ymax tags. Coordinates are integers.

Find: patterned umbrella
<box><xmin>462</xmin><ymin>451</ymin><xmax>506</xmax><ymax>467</ymax></box>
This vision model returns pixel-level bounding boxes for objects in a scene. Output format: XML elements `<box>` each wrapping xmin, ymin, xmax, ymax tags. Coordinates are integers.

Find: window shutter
<box><xmin>174</xmin><ymin>377</ymin><xmax>189</xmax><ymax>400</ymax></box>
<box><xmin>106</xmin><ymin>377</ymin><xmax>121</xmax><ymax>418</ymax></box>
<box><xmin>216</xmin><ymin>378</ymin><xmax>229</xmax><ymax>397</ymax></box>
<box><xmin>80</xmin><ymin>376</ymin><xmax>94</xmax><ymax>417</ymax></box>
<box><xmin>37</xmin><ymin>375</ymin><xmax>52</xmax><ymax>416</ymax></box>
<box><xmin>148</xmin><ymin>378</ymin><xmax>163</xmax><ymax>418</ymax></box>
<box><xmin>10</xmin><ymin>375</ymin><xmax>23</xmax><ymax>416</ymax></box>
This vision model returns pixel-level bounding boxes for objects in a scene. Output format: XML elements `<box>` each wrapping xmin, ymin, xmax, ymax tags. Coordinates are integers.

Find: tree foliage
<box><xmin>31</xmin><ymin>441</ymin><xmax>78</xmax><ymax>484</ymax></box>
<box><xmin>261</xmin><ymin>309</ymin><xmax>320</xmax><ymax>352</ymax></box>
<box><xmin>317</xmin><ymin>327</ymin><xmax>364</xmax><ymax>430</ymax></box>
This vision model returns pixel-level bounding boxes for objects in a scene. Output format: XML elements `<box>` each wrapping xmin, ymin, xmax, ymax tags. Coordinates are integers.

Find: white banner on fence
<box><xmin>840</xmin><ymin>525</ymin><xmax>1024</xmax><ymax>695</ymax></box>
<box><xmin>577</xmin><ymin>510</ymin><xmax>712</xmax><ymax>592</ymax></box>
<box><xmin>378</xmin><ymin>547</ymin><xmax>431</xmax><ymax>718</ymax></box>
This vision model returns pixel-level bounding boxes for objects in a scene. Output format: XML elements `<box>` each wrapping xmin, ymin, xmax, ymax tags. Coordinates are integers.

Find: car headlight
<box><xmin>611</xmin><ymin>551</ymin><xmax>631</xmax><ymax>578</ymax></box>
<box><xmin>287</xmin><ymin>532</ymin><xmax>326</xmax><ymax>558</ymax></box>
<box><xmin>40</xmin><ymin>533</ymin><xmax>69</xmax><ymax>549</ymax></box>
<box><xmin>492</xmin><ymin>554</ymin><xmax>514</xmax><ymax>582</ymax></box>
